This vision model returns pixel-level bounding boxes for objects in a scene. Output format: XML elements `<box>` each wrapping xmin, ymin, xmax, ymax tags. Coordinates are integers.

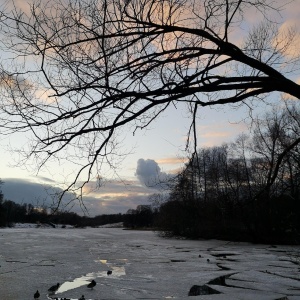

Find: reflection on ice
<box><xmin>96</xmin><ymin>258</ymin><xmax>128</xmax><ymax>265</ymax></box>
<box><xmin>110</xmin><ymin>266</ymin><xmax>126</xmax><ymax>276</ymax></box>
<box><xmin>56</xmin><ymin>263</ymin><xmax>126</xmax><ymax>294</ymax></box>
<box><xmin>57</xmin><ymin>275</ymin><xmax>92</xmax><ymax>293</ymax></box>
<box><xmin>99</xmin><ymin>259</ymin><xmax>107</xmax><ymax>264</ymax></box>
<box><xmin>95</xmin><ymin>258</ymin><xmax>127</xmax><ymax>277</ymax></box>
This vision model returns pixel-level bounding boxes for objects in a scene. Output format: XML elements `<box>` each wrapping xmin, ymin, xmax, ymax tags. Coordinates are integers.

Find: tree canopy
<box><xmin>156</xmin><ymin>105</ymin><xmax>300</xmax><ymax>242</ymax></box>
<box><xmin>0</xmin><ymin>0</ymin><xmax>299</xmax><ymax>196</ymax></box>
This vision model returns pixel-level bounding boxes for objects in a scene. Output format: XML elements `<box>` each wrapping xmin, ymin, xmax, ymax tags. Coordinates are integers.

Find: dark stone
<box><xmin>211</xmin><ymin>253</ymin><xmax>236</xmax><ymax>257</ymax></box>
<box><xmin>208</xmin><ymin>275</ymin><xmax>227</xmax><ymax>286</ymax></box>
<box><xmin>171</xmin><ymin>259</ymin><xmax>186</xmax><ymax>262</ymax></box>
<box><xmin>188</xmin><ymin>284</ymin><xmax>221</xmax><ymax>296</ymax></box>
<box><xmin>216</xmin><ymin>263</ymin><xmax>231</xmax><ymax>271</ymax></box>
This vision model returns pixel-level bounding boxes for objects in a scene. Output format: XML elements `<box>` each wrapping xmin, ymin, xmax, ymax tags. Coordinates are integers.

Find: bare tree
<box><xmin>250</xmin><ymin>103</ymin><xmax>300</xmax><ymax>198</ymax></box>
<box><xmin>0</xmin><ymin>0</ymin><xmax>299</xmax><ymax>200</ymax></box>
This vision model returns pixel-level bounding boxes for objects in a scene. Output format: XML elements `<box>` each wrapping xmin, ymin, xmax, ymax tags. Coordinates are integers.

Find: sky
<box><xmin>0</xmin><ymin>0</ymin><xmax>299</xmax><ymax>216</ymax></box>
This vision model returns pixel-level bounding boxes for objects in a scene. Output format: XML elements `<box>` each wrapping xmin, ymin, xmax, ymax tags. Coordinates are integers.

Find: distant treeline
<box><xmin>1</xmin><ymin>106</ymin><xmax>300</xmax><ymax>244</ymax></box>
<box><xmin>0</xmin><ymin>189</ymin><xmax>156</xmax><ymax>229</ymax></box>
<box><xmin>152</xmin><ymin>106</ymin><xmax>300</xmax><ymax>244</ymax></box>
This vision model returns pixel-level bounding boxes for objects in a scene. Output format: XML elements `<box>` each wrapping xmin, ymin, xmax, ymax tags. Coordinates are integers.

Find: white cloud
<box><xmin>135</xmin><ymin>158</ymin><xmax>173</xmax><ymax>189</ymax></box>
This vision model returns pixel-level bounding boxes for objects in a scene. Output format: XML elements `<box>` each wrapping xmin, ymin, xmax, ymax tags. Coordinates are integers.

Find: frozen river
<box><xmin>0</xmin><ymin>227</ymin><xmax>299</xmax><ymax>300</ymax></box>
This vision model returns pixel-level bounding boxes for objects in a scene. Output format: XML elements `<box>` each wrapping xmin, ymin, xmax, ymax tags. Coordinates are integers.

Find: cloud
<box><xmin>274</xmin><ymin>19</ymin><xmax>300</xmax><ymax>59</ymax></box>
<box><xmin>81</xmin><ymin>178</ymin><xmax>153</xmax><ymax>196</ymax></box>
<box><xmin>1</xmin><ymin>178</ymin><xmax>79</xmax><ymax>209</ymax></box>
<box><xmin>0</xmin><ymin>177</ymin><xmax>151</xmax><ymax>216</ymax></box>
<box><xmin>156</xmin><ymin>157</ymin><xmax>187</xmax><ymax>165</ymax></box>
<box><xmin>135</xmin><ymin>159</ymin><xmax>173</xmax><ymax>189</ymax></box>
<box><xmin>82</xmin><ymin>193</ymin><xmax>150</xmax><ymax>215</ymax></box>
<box><xmin>33</xmin><ymin>176</ymin><xmax>56</xmax><ymax>184</ymax></box>
<box><xmin>2</xmin><ymin>178</ymin><xmax>51</xmax><ymax>203</ymax></box>
<box><xmin>0</xmin><ymin>72</ymin><xmax>31</xmax><ymax>91</ymax></box>
<box><xmin>200</xmin><ymin>131</ymin><xmax>229</xmax><ymax>138</ymax></box>
<box><xmin>197</xmin><ymin>122</ymin><xmax>247</xmax><ymax>147</ymax></box>
<box><xmin>2</xmin><ymin>0</ymin><xmax>33</xmax><ymax>14</ymax></box>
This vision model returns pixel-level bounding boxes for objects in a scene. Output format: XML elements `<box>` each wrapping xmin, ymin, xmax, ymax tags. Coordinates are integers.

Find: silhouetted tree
<box><xmin>0</xmin><ymin>0</ymin><xmax>299</xmax><ymax>200</ymax></box>
<box><xmin>0</xmin><ymin>180</ymin><xmax>5</xmax><ymax>227</ymax></box>
<box><xmin>156</xmin><ymin>104</ymin><xmax>300</xmax><ymax>242</ymax></box>
<box><xmin>124</xmin><ymin>205</ymin><xmax>155</xmax><ymax>228</ymax></box>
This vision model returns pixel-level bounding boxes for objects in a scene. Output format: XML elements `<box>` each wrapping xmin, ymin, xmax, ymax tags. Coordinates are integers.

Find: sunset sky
<box><xmin>0</xmin><ymin>0</ymin><xmax>299</xmax><ymax>216</ymax></box>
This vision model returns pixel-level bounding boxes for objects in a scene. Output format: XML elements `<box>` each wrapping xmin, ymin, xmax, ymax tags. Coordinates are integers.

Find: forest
<box><xmin>0</xmin><ymin>0</ymin><xmax>299</xmax><ymax>244</ymax></box>
<box><xmin>0</xmin><ymin>182</ymin><xmax>156</xmax><ymax>229</ymax></box>
<box><xmin>154</xmin><ymin>105</ymin><xmax>300</xmax><ymax>244</ymax></box>
<box><xmin>0</xmin><ymin>193</ymin><xmax>155</xmax><ymax>229</ymax></box>
<box><xmin>1</xmin><ymin>104</ymin><xmax>300</xmax><ymax>244</ymax></box>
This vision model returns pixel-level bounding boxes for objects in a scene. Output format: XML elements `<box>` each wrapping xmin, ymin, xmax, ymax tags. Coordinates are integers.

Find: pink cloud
<box><xmin>156</xmin><ymin>157</ymin><xmax>187</xmax><ymax>165</ymax></box>
<box><xmin>274</xmin><ymin>19</ymin><xmax>300</xmax><ymax>59</ymax></box>
<box><xmin>197</xmin><ymin>122</ymin><xmax>247</xmax><ymax>147</ymax></box>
